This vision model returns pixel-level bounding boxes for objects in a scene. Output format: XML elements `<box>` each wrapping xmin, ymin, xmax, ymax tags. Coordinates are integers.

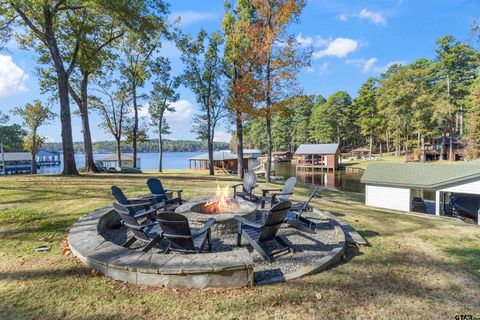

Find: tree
<box><xmin>290</xmin><ymin>95</ymin><xmax>314</xmax><ymax>149</ymax></box>
<box><xmin>353</xmin><ymin>78</ymin><xmax>380</xmax><ymax>158</ymax></box>
<box><xmin>13</xmin><ymin>101</ymin><xmax>55</xmax><ymax>174</ymax></box>
<box><xmin>465</xmin><ymin>77</ymin><xmax>480</xmax><ymax>160</ymax></box>
<box><xmin>433</xmin><ymin>36</ymin><xmax>479</xmax><ymax>160</ymax></box>
<box><xmin>148</xmin><ymin>57</ymin><xmax>179</xmax><ymax>172</ymax></box>
<box><xmin>94</xmin><ymin>82</ymin><xmax>130</xmax><ymax>167</ymax></box>
<box><xmin>0</xmin><ymin>112</ymin><xmax>26</xmax><ymax>152</ymax></box>
<box><xmin>223</xmin><ymin>0</ymin><xmax>257</xmax><ymax>178</ymax></box>
<box><xmin>118</xmin><ymin>15</ymin><xmax>168</xmax><ymax>169</ymax></box>
<box><xmin>1</xmin><ymin>1</ymin><xmax>85</xmax><ymax>174</ymax></box>
<box><xmin>177</xmin><ymin>30</ymin><xmax>225</xmax><ymax>176</ymax></box>
<box><xmin>249</xmin><ymin>0</ymin><xmax>310</xmax><ymax>182</ymax></box>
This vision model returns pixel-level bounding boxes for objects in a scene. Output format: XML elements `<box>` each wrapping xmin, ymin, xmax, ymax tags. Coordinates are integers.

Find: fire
<box><xmin>203</xmin><ymin>185</ymin><xmax>239</xmax><ymax>214</ymax></box>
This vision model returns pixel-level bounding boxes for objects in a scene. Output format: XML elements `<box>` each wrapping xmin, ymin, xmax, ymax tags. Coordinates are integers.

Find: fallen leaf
<box><xmin>270</xmin><ymin>301</ymin><xmax>279</xmax><ymax>307</ymax></box>
<box><xmin>315</xmin><ymin>293</ymin><xmax>323</xmax><ymax>300</ymax></box>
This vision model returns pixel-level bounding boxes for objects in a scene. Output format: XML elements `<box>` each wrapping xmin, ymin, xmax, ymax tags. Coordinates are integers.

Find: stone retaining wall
<box><xmin>69</xmin><ymin>206</ymin><xmax>255</xmax><ymax>288</ymax></box>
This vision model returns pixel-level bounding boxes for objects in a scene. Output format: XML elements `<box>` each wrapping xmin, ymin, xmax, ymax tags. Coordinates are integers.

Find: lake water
<box><xmin>38</xmin><ymin>152</ymin><xmax>204</xmax><ymax>174</ymax></box>
<box><xmin>39</xmin><ymin>153</ymin><xmax>365</xmax><ymax>194</ymax></box>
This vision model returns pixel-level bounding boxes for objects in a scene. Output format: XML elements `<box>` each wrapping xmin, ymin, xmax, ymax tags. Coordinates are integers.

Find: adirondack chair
<box><xmin>111</xmin><ymin>186</ymin><xmax>160</xmax><ymax>221</ymax></box>
<box><xmin>112</xmin><ymin>203</ymin><xmax>163</xmax><ymax>252</ymax></box>
<box><xmin>286</xmin><ymin>187</ymin><xmax>320</xmax><ymax>233</ymax></box>
<box><xmin>260</xmin><ymin>177</ymin><xmax>297</xmax><ymax>208</ymax></box>
<box><xmin>156</xmin><ymin>212</ymin><xmax>215</xmax><ymax>254</ymax></box>
<box><xmin>232</xmin><ymin>171</ymin><xmax>258</xmax><ymax>201</ymax></box>
<box><xmin>235</xmin><ymin>201</ymin><xmax>292</xmax><ymax>263</ymax></box>
<box><xmin>146</xmin><ymin>178</ymin><xmax>183</xmax><ymax>208</ymax></box>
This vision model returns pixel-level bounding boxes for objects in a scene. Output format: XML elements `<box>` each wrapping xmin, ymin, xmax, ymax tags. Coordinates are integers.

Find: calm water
<box><xmin>274</xmin><ymin>162</ymin><xmax>365</xmax><ymax>194</ymax></box>
<box><xmin>38</xmin><ymin>152</ymin><xmax>203</xmax><ymax>174</ymax></box>
<box><xmin>39</xmin><ymin>153</ymin><xmax>365</xmax><ymax>194</ymax></box>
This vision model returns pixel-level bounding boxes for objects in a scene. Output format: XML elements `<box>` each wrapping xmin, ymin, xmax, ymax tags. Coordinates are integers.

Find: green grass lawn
<box><xmin>1</xmin><ymin>171</ymin><xmax>479</xmax><ymax>319</ymax></box>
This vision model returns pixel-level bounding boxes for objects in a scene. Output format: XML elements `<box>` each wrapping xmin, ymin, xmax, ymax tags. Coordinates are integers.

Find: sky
<box><xmin>0</xmin><ymin>0</ymin><xmax>479</xmax><ymax>144</ymax></box>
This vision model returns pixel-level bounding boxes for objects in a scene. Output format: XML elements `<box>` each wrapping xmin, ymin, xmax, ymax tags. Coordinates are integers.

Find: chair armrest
<box><xmin>231</xmin><ymin>183</ymin><xmax>244</xmax><ymax>188</ymax></box>
<box><xmin>234</xmin><ymin>215</ymin><xmax>263</xmax><ymax>228</ymax></box>
<box><xmin>192</xmin><ymin>218</ymin><xmax>216</xmax><ymax>237</ymax></box>
<box><xmin>121</xmin><ymin>202</ymin><xmax>151</xmax><ymax>208</ymax></box>
<box><xmin>165</xmin><ymin>189</ymin><xmax>182</xmax><ymax>193</ymax></box>
<box><xmin>133</xmin><ymin>207</ymin><xmax>156</xmax><ymax>218</ymax></box>
<box><xmin>261</xmin><ymin>188</ymin><xmax>282</xmax><ymax>196</ymax></box>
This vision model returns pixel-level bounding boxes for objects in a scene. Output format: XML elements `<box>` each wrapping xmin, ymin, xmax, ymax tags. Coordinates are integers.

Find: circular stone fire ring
<box><xmin>175</xmin><ymin>197</ymin><xmax>257</xmax><ymax>235</ymax></box>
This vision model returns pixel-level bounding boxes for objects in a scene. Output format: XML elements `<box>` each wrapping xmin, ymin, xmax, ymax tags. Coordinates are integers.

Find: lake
<box><xmin>39</xmin><ymin>153</ymin><xmax>365</xmax><ymax>194</ymax></box>
<box><xmin>38</xmin><ymin>152</ymin><xmax>204</xmax><ymax>175</ymax></box>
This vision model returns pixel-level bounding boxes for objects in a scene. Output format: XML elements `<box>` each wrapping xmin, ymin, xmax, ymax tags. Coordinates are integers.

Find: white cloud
<box><xmin>318</xmin><ymin>62</ymin><xmax>329</xmax><ymax>76</ymax></box>
<box><xmin>139</xmin><ymin>99</ymin><xmax>196</xmax><ymax>125</ymax></box>
<box><xmin>0</xmin><ymin>55</ymin><xmax>28</xmax><ymax>96</ymax></box>
<box><xmin>165</xmin><ymin>100</ymin><xmax>195</xmax><ymax>124</ymax></box>
<box><xmin>213</xmin><ymin>131</ymin><xmax>232</xmax><ymax>143</ymax></box>
<box><xmin>338</xmin><ymin>8</ymin><xmax>386</xmax><ymax>26</ymax></box>
<box><xmin>296</xmin><ymin>33</ymin><xmax>330</xmax><ymax>48</ymax></box>
<box><xmin>313</xmin><ymin>38</ymin><xmax>358</xmax><ymax>59</ymax></box>
<box><xmin>347</xmin><ymin>58</ymin><xmax>406</xmax><ymax>73</ymax></box>
<box><xmin>170</xmin><ymin>11</ymin><xmax>217</xmax><ymax>27</ymax></box>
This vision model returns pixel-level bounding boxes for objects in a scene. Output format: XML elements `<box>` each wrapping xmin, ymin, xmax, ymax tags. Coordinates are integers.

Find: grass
<box><xmin>0</xmin><ymin>171</ymin><xmax>479</xmax><ymax>319</ymax></box>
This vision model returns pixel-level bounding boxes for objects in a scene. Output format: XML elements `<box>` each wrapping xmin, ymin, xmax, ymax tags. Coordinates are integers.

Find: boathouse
<box><xmin>189</xmin><ymin>151</ymin><xmax>251</xmax><ymax>173</ymax></box>
<box><xmin>97</xmin><ymin>154</ymin><xmax>141</xmax><ymax>169</ymax></box>
<box><xmin>294</xmin><ymin>143</ymin><xmax>341</xmax><ymax>172</ymax></box>
<box><xmin>36</xmin><ymin>149</ymin><xmax>61</xmax><ymax>166</ymax></box>
<box><xmin>0</xmin><ymin>152</ymin><xmax>34</xmax><ymax>174</ymax></box>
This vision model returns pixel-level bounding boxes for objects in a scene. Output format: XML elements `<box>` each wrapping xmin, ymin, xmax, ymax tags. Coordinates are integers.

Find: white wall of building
<box><xmin>366</xmin><ymin>185</ymin><xmax>411</xmax><ymax>212</ymax></box>
<box><xmin>440</xmin><ymin>179</ymin><xmax>480</xmax><ymax>195</ymax></box>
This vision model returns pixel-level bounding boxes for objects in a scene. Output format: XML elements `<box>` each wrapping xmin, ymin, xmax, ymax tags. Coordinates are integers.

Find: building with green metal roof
<box><xmin>361</xmin><ymin>162</ymin><xmax>480</xmax><ymax>217</ymax></box>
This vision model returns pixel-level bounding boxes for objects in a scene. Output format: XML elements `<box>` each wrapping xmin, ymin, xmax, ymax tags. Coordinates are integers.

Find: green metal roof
<box><xmin>361</xmin><ymin>163</ymin><xmax>480</xmax><ymax>189</ymax></box>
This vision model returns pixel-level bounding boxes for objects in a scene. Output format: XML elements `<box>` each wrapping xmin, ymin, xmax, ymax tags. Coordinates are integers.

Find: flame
<box><xmin>203</xmin><ymin>185</ymin><xmax>239</xmax><ymax>214</ymax></box>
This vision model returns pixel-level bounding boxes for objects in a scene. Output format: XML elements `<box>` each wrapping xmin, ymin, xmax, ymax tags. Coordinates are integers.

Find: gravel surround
<box><xmin>103</xmin><ymin>208</ymin><xmax>342</xmax><ymax>284</ymax></box>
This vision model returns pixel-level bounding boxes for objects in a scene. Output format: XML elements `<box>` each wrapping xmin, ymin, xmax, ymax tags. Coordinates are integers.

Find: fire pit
<box><xmin>175</xmin><ymin>186</ymin><xmax>257</xmax><ymax>235</ymax></box>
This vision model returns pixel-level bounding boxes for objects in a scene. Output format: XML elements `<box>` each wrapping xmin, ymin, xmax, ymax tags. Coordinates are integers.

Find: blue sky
<box><xmin>0</xmin><ymin>0</ymin><xmax>478</xmax><ymax>144</ymax></box>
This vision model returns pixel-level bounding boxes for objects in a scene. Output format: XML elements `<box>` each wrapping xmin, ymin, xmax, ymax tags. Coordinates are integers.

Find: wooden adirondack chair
<box><xmin>156</xmin><ymin>212</ymin><xmax>215</xmax><ymax>254</ymax></box>
<box><xmin>232</xmin><ymin>171</ymin><xmax>258</xmax><ymax>201</ymax></box>
<box><xmin>235</xmin><ymin>201</ymin><xmax>292</xmax><ymax>263</ymax></box>
<box><xmin>260</xmin><ymin>177</ymin><xmax>297</xmax><ymax>208</ymax></box>
<box><xmin>111</xmin><ymin>186</ymin><xmax>161</xmax><ymax>220</ymax></box>
<box><xmin>286</xmin><ymin>187</ymin><xmax>320</xmax><ymax>233</ymax></box>
<box><xmin>113</xmin><ymin>202</ymin><xmax>163</xmax><ymax>252</ymax></box>
<box><xmin>146</xmin><ymin>178</ymin><xmax>183</xmax><ymax>209</ymax></box>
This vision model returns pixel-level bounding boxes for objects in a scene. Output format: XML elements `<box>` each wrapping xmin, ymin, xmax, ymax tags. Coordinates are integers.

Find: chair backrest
<box><xmin>279</xmin><ymin>177</ymin><xmax>297</xmax><ymax>201</ymax></box>
<box><xmin>112</xmin><ymin>202</ymin><xmax>150</xmax><ymax>242</ymax></box>
<box><xmin>147</xmin><ymin>178</ymin><xmax>166</xmax><ymax>195</ymax></box>
<box><xmin>259</xmin><ymin>201</ymin><xmax>291</xmax><ymax>242</ymax></box>
<box><xmin>156</xmin><ymin>212</ymin><xmax>195</xmax><ymax>251</ymax></box>
<box><xmin>111</xmin><ymin>186</ymin><xmax>130</xmax><ymax>205</ymax></box>
<box><xmin>243</xmin><ymin>171</ymin><xmax>257</xmax><ymax>192</ymax></box>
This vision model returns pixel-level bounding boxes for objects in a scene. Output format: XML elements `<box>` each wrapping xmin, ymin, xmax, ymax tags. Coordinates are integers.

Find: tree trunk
<box><xmin>56</xmin><ymin>66</ymin><xmax>78</xmax><ymax>175</ymax></box>
<box><xmin>115</xmin><ymin>137</ymin><xmax>122</xmax><ymax>167</ymax></box>
<box><xmin>379</xmin><ymin>143</ymin><xmax>383</xmax><ymax>157</ymax></box>
<box><xmin>132</xmin><ymin>86</ymin><xmax>138</xmax><ymax>168</ymax></box>
<box><xmin>369</xmin><ymin>133</ymin><xmax>373</xmax><ymax>159</ymax></box>
<box><xmin>236</xmin><ymin>110</ymin><xmax>244</xmax><ymax>178</ymax></box>
<box><xmin>421</xmin><ymin>133</ymin><xmax>425</xmax><ymax>163</ymax></box>
<box><xmin>158</xmin><ymin>119</ymin><xmax>163</xmax><ymax>173</ymax></box>
<box><xmin>449</xmin><ymin>125</ymin><xmax>454</xmax><ymax>161</ymax></box>
<box><xmin>440</xmin><ymin>131</ymin><xmax>446</xmax><ymax>160</ymax></box>
<box><xmin>266</xmin><ymin>117</ymin><xmax>273</xmax><ymax>183</ymax></box>
<box><xmin>207</xmin><ymin>107</ymin><xmax>214</xmax><ymax>176</ymax></box>
<box><xmin>31</xmin><ymin>151</ymin><xmax>37</xmax><ymax>174</ymax></box>
<box><xmin>79</xmin><ymin>71</ymin><xmax>97</xmax><ymax>172</ymax></box>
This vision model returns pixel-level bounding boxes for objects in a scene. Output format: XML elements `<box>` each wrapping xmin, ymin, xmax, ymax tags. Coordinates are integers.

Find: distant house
<box><xmin>243</xmin><ymin>149</ymin><xmax>262</xmax><ymax>159</ymax></box>
<box><xmin>294</xmin><ymin>143</ymin><xmax>341</xmax><ymax>172</ymax></box>
<box><xmin>189</xmin><ymin>150</ymin><xmax>253</xmax><ymax>173</ymax></box>
<box><xmin>425</xmin><ymin>135</ymin><xmax>466</xmax><ymax>161</ymax></box>
<box><xmin>273</xmin><ymin>151</ymin><xmax>293</xmax><ymax>162</ymax></box>
<box><xmin>36</xmin><ymin>149</ymin><xmax>61</xmax><ymax>166</ymax></box>
<box><xmin>0</xmin><ymin>152</ymin><xmax>35</xmax><ymax>174</ymax></box>
<box><xmin>361</xmin><ymin>163</ymin><xmax>480</xmax><ymax>217</ymax></box>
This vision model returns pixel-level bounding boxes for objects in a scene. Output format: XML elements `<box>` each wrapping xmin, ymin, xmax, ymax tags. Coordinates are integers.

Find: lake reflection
<box><xmin>273</xmin><ymin>162</ymin><xmax>365</xmax><ymax>194</ymax></box>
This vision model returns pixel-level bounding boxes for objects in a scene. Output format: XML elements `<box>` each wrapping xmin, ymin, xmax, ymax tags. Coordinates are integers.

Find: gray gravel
<box><xmin>103</xmin><ymin>210</ymin><xmax>339</xmax><ymax>283</ymax></box>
